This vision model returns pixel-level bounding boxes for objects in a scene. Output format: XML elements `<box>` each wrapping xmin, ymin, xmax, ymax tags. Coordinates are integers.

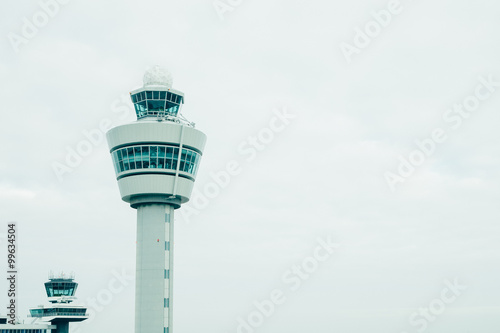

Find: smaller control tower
<box><xmin>29</xmin><ymin>273</ymin><xmax>88</xmax><ymax>333</ymax></box>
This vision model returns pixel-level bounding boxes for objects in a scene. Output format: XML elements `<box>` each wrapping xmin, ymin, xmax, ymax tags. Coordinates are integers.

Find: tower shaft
<box><xmin>54</xmin><ymin>322</ymin><xmax>69</xmax><ymax>333</ymax></box>
<box><xmin>136</xmin><ymin>203</ymin><xmax>174</xmax><ymax>333</ymax></box>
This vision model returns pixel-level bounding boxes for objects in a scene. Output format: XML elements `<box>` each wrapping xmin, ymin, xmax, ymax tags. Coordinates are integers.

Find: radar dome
<box><xmin>143</xmin><ymin>65</ymin><xmax>173</xmax><ymax>88</ymax></box>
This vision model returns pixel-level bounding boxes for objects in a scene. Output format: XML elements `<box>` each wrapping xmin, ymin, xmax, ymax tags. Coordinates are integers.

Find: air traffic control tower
<box><xmin>106</xmin><ymin>66</ymin><xmax>207</xmax><ymax>333</ymax></box>
<box><xmin>29</xmin><ymin>274</ymin><xmax>88</xmax><ymax>333</ymax></box>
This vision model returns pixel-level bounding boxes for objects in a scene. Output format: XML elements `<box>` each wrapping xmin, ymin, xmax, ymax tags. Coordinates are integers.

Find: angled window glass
<box><xmin>172</xmin><ymin>148</ymin><xmax>179</xmax><ymax>170</ymax></box>
<box><xmin>134</xmin><ymin>147</ymin><xmax>142</xmax><ymax>168</ymax></box>
<box><xmin>121</xmin><ymin>148</ymin><xmax>130</xmax><ymax>171</ymax></box>
<box><xmin>166</xmin><ymin>105</ymin><xmax>178</xmax><ymax>116</ymax></box>
<box><xmin>112</xmin><ymin>151</ymin><xmax>119</xmax><ymax>174</ymax></box>
<box><xmin>150</xmin><ymin>146</ymin><xmax>158</xmax><ymax>168</ymax></box>
<box><xmin>147</xmin><ymin>100</ymin><xmax>165</xmax><ymax>112</ymax></box>
<box><xmin>127</xmin><ymin>148</ymin><xmax>135</xmax><ymax>170</ymax></box>
<box><xmin>142</xmin><ymin>146</ymin><xmax>149</xmax><ymax>168</ymax></box>
<box><xmin>180</xmin><ymin>150</ymin><xmax>187</xmax><ymax>172</ymax></box>
<box><xmin>159</xmin><ymin>146</ymin><xmax>166</xmax><ymax>168</ymax></box>
<box><xmin>112</xmin><ymin>145</ymin><xmax>200</xmax><ymax>175</ymax></box>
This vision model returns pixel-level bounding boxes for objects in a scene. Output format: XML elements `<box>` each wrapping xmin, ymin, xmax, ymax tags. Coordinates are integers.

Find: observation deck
<box><xmin>107</xmin><ymin>66</ymin><xmax>206</xmax><ymax>208</ymax></box>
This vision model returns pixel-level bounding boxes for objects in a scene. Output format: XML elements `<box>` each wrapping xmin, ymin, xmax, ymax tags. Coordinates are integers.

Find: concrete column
<box><xmin>53</xmin><ymin>322</ymin><xmax>69</xmax><ymax>333</ymax></box>
<box><xmin>136</xmin><ymin>203</ymin><xmax>173</xmax><ymax>333</ymax></box>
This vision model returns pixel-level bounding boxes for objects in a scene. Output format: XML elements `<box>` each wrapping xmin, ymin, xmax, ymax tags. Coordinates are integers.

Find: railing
<box><xmin>29</xmin><ymin>312</ymin><xmax>88</xmax><ymax>318</ymax></box>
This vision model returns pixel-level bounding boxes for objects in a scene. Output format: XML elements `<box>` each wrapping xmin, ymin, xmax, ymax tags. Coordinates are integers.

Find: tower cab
<box><xmin>130</xmin><ymin>87</ymin><xmax>184</xmax><ymax>119</ymax></box>
<box><xmin>130</xmin><ymin>65</ymin><xmax>185</xmax><ymax>121</ymax></box>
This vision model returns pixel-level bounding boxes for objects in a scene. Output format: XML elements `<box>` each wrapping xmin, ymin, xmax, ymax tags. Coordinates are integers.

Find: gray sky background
<box><xmin>1</xmin><ymin>0</ymin><xmax>500</xmax><ymax>332</ymax></box>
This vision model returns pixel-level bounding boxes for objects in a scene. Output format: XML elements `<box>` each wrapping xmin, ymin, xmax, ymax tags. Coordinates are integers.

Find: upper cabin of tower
<box><xmin>130</xmin><ymin>65</ymin><xmax>185</xmax><ymax>120</ymax></box>
<box><xmin>44</xmin><ymin>273</ymin><xmax>78</xmax><ymax>303</ymax></box>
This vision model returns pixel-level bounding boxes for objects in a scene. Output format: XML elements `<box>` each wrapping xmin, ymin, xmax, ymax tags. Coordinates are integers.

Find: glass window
<box><xmin>186</xmin><ymin>150</ymin><xmax>193</xmax><ymax>164</ymax></box>
<box><xmin>146</xmin><ymin>91</ymin><xmax>153</xmax><ymax>100</ymax></box>
<box><xmin>153</xmin><ymin>91</ymin><xmax>160</xmax><ymax>99</ymax></box>
<box><xmin>147</xmin><ymin>100</ymin><xmax>165</xmax><ymax>112</ymax></box>
<box><xmin>165</xmin><ymin>147</ymin><xmax>173</xmax><ymax>169</ymax></box>
<box><xmin>126</xmin><ymin>148</ymin><xmax>135</xmax><ymax>170</ymax></box>
<box><xmin>180</xmin><ymin>150</ymin><xmax>188</xmax><ymax>172</ymax></box>
<box><xmin>111</xmin><ymin>145</ymin><xmax>199</xmax><ymax>175</ymax></box>
<box><xmin>166</xmin><ymin>105</ymin><xmax>178</xmax><ymax>116</ymax></box>
<box><xmin>142</xmin><ymin>146</ymin><xmax>149</xmax><ymax>168</ymax></box>
<box><xmin>159</xmin><ymin>91</ymin><xmax>166</xmax><ymax>99</ymax></box>
<box><xmin>191</xmin><ymin>154</ymin><xmax>199</xmax><ymax>175</ymax></box>
<box><xmin>112</xmin><ymin>151</ymin><xmax>118</xmax><ymax>174</ymax></box>
<box><xmin>150</xmin><ymin>146</ymin><xmax>158</xmax><ymax>168</ymax></box>
<box><xmin>158</xmin><ymin>146</ymin><xmax>165</xmax><ymax>168</ymax></box>
<box><xmin>134</xmin><ymin>147</ymin><xmax>142</xmax><ymax>168</ymax></box>
<box><xmin>136</xmin><ymin>101</ymin><xmax>147</xmax><ymax>118</ymax></box>
<box><xmin>172</xmin><ymin>148</ymin><xmax>179</xmax><ymax>170</ymax></box>
<box><xmin>187</xmin><ymin>153</ymin><xmax>195</xmax><ymax>174</ymax></box>
<box><xmin>121</xmin><ymin>148</ymin><xmax>129</xmax><ymax>171</ymax></box>
<box><xmin>166</xmin><ymin>147</ymin><xmax>173</xmax><ymax>159</ymax></box>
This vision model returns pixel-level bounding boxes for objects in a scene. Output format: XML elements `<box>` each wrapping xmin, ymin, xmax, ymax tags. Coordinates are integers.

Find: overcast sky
<box><xmin>1</xmin><ymin>0</ymin><xmax>500</xmax><ymax>332</ymax></box>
